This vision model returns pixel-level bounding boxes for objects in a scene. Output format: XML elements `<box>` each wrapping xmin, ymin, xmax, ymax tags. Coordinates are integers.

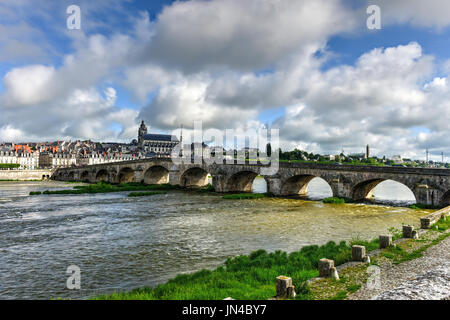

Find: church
<box><xmin>138</xmin><ymin>121</ymin><xmax>180</xmax><ymax>158</ymax></box>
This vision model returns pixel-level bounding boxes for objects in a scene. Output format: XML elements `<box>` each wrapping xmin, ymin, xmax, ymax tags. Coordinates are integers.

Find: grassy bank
<box><xmin>307</xmin><ymin>216</ymin><xmax>450</xmax><ymax>300</ymax></box>
<box><xmin>409</xmin><ymin>204</ymin><xmax>441</xmax><ymax>210</ymax></box>
<box><xmin>30</xmin><ymin>182</ymin><xmax>180</xmax><ymax>196</ymax></box>
<box><xmin>94</xmin><ymin>217</ymin><xmax>450</xmax><ymax>300</ymax></box>
<box><xmin>128</xmin><ymin>191</ymin><xmax>167</xmax><ymax>197</ymax></box>
<box><xmin>94</xmin><ymin>236</ymin><xmax>382</xmax><ymax>300</ymax></box>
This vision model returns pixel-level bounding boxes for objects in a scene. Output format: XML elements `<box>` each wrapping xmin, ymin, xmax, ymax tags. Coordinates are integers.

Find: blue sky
<box><xmin>2</xmin><ymin>0</ymin><xmax>450</xmax><ymax>160</ymax></box>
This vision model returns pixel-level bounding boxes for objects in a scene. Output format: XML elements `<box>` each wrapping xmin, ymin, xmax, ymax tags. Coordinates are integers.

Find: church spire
<box><xmin>138</xmin><ymin>120</ymin><xmax>148</xmax><ymax>147</ymax></box>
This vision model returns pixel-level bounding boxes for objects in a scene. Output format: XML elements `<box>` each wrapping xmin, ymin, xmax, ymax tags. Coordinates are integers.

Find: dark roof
<box><xmin>142</xmin><ymin>134</ymin><xmax>179</xmax><ymax>142</ymax></box>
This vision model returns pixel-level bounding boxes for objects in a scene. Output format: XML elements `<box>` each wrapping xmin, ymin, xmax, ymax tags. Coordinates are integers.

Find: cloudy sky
<box><xmin>1</xmin><ymin>0</ymin><xmax>450</xmax><ymax>160</ymax></box>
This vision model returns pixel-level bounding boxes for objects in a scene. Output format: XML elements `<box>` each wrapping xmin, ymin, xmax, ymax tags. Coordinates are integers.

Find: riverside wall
<box><xmin>0</xmin><ymin>169</ymin><xmax>53</xmax><ymax>181</ymax></box>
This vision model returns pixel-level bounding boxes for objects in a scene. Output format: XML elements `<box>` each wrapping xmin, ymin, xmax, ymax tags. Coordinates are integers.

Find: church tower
<box><xmin>138</xmin><ymin>120</ymin><xmax>148</xmax><ymax>147</ymax></box>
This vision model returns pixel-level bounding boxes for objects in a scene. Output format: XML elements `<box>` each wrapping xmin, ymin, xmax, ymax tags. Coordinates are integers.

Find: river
<box><xmin>0</xmin><ymin>179</ymin><xmax>431</xmax><ymax>299</ymax></box>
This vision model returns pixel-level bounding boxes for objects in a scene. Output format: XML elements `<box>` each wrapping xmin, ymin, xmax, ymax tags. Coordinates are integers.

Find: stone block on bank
<box><xmin>287</xmin><ymin>286</ymin><xmax>296</xmax><ymax>299</ymax></box>
<box><xmin>379</xmin><ymin>235</ymin><xmax>392</xmax><ymax>249</ymax></box>
<box><xmin>420</xmin><ymin>206</ymin><xmax>450</xmax><ymax>229</ymax></box>
<box><xmin>402</xmin><ymin>225</ymin><xmax>414</xmax><ymax>238</ymax></box>
<box><xmin>330</xmin><ymin>267</ymin><xmax>339</xmax><ymax>280</ymax></box>
<box><xmin>318</xmin><ymin>259</ymin><xmax>334</xmax><ymax>277</ymax></box>
<box><xmin>352</xmin><ymin>245</ymin><xmax>366</xmax><ymax>262</ymax></box>
<box><xmin>276</xmin><ymin>276</ymin><xmax>292</xmax><ymax>298</ymax></box>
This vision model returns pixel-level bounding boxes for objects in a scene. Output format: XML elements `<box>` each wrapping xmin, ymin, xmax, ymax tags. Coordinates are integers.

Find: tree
<box><xmin>266</xmin><ymin>143</ymin><xmax>272</xmax><ymax>157</ymax></box>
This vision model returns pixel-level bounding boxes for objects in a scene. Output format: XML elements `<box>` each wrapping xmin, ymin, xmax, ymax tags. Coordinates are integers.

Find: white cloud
<box><xmin>2</xmin><ymin>65</ymin><xmax>55</xmax><ymax>107</ymax></box>
<box><xmin>140</xmin><ymin>0</ymin><xmax>355</xmax><ymax>72</ymax></box>
<box><xmin>272</xmin><ymin>42</ymin><xmax>448</xmax><ymax>158</ymax></box>
<box><xmin>0</xmin><ymin>125</ymin><xmax>25</xmax><ymax>142</ymax></box>
<box><xmin>2</xmin><ymin>0</ymin><xmax>450</xmax><ymax>160</ymax></box>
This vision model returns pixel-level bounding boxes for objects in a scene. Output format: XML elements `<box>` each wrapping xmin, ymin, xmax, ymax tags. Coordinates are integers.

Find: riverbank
<box><xmin>307</xmin><ymin>217</ymin><xmax>450</xmax><ymax>300</ymax></box>
<box><xmin>0</xmin><ymin>180</ymin><xmax>434</xmax><ymax>299</ymax></box>
<box><xmin>94</xmin><ymin>216</ymin><xmax>449</xmax><ymax>300</ymax></box>
<box><xmin>350</xmin><ymin>234</ymin><xmax>450</xmax><ymax>300</ymax></box>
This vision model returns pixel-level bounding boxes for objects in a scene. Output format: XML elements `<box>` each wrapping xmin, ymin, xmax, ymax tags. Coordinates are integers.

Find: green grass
<box><xmin>128</xmin><ymin>191</ymin><xmax>167</xmax><ymax>197</ymax></box>
<box><xmin>323</xmin><ymin>197</ymin><xmax>349</xmax><ymax>204</ymax></box>
<box><xmin>329</xmin><ymin>290</ymin><xmax>348</xmax><ymax>300</ymax></box>
<box><xmin>409</xmin><ymin>204</ymin><xmax>441</xmax><ymax>210</ymax></box>
<box><xmin>434</xmin><ymin>216</ymin><xmax>450</xmax><ymax>232</ymax></box>
<box><xmin>381</xmin><ymin>223</ymin><xmax>450</xmax><ymax>265</ymax></box>
<box><xmin>94</xmin><ymin>220</ymin><xmax>450</xmax><ymax>301</ymax></box>
<box><xmin>29</xmin><ymin>191</ymin><xmax>42</xmax><ymax>196</ymax></box>
<box><xmin>346</xmin><ymin>284</ymin><xmax>361</xmax><ymax>294</ymax></box>
<box><xmin>94</xmin><ymin>241</ymin><xmax>357</xmax><ymax>300</ymax></box>
<box><xmin>222</xmin><ymin>193</ymin><xmax>267</xmax><ymax>200</ymax></box>
<box><xmin>33</xmin><ymin>182</ymin><xmax>180</xmax><ymax>196</ymax></box>
<box><xmin>195</xmin><ymin>184</ymin><xmax>215</xmax><ymax>193</ymax></box>
<box><xmin>0</xmin><ymin>163</ymin><xmax>20</xmax><ymax>169</ymax></box>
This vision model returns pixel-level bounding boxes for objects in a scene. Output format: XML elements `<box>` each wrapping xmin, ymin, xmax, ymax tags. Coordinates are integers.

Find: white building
<box><xmin>78</xmin><ymin>153</ymin><xmax>138</xmax><ymax>166</ymax></box>
<box><xmin>0</xmin><ymin>151</ymin><xmax>39</xmax><ymax>169</ymax></box>
<box><xmin>39</xmin><ymin>153</ymin><xmax>77</xmax><ymax>168</ymax></box>
<box><xmin>390</xmin><ymin>155</ymin><xmax>403</xmax><ymax>164</ymax></box>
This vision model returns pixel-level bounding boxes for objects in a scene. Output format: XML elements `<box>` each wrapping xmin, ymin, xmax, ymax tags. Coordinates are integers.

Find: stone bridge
<box><xmin>52</xmin><ymin>159</ymin><xmax>450</xmax><ymax>207</ymax></box>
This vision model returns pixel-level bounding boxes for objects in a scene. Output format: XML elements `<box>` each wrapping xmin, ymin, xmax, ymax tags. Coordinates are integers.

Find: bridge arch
<box><xmin>144</xmin><ymin>166</ymin><xmax>169</xmax><ymax>185</ymax></box>
<box><xmin>281</xmin><ymin>175</ymin><xmax>333</xmax><ymax>198</ymax></box>
<box><xmin>180</xmin><ymin>167</ymin><xmax>210</xmax><ymax>188</ymax></box>
<box><xmin>440</xmin><ymin>190</ymin><xmax>450</xmax><ymax>206</ymax></box>
<box><xmin>67</xmin><ymin>171</ymin><xmax>75</xmax><ymax>181</ymax></box>
<box><xmin>80</xmin><ymin>171</ymin><xmax>90</xmax><ymax>182</ymax></box>
<box><xmin>117</xmin><ymin>167</ymin><xmax>135</xmax><ymax>184</ymax></box>
<box><xmin>226</xmin><ymin>170</ymin><xmax>261</xmax><ymax>193</ymax></box>
<box><xmin>351</xmin><ymin>178</ymin><xmax>416</xmax><ymax>203</ymax></box>
<box><xmin>95</xmin><ymin>169</ymin><xmax>109</xmax><ymax>182</ymax></box>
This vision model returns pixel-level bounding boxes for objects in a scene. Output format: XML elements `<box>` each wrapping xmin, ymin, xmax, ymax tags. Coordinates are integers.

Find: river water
<box><xmin>0</xmin><ymin>179</ymin><xmax>431</xmax><ymax>299</ymax></box>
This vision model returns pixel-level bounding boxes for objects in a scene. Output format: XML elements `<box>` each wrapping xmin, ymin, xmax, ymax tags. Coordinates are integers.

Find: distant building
<box><xmin>39</xmin><ymin>153</ymin><xmax>77</xmax><ymax>169</ymax></box>
<box><xmin>0</xmin><ymin>150</ymin><xmax>39</xmax><ymax>169</ymax></box>
<box><xmin>349</xmin><ymin>153</ymin><xmax>365</xmax><ymax>160</ymax></box>
<box><xmin>137</xmin><ymin>121</ymin><xmax>180</xmax><ymax>157</ymax></box>
<box><xmin>390</xmin><ymin>155</ymin><xmax>403</xmax><ymax>164</ymax></box>
<box><xmin>78</xmin><ymin>153</ymin><xmax>137</xmax><ymax>166</ymax></box>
